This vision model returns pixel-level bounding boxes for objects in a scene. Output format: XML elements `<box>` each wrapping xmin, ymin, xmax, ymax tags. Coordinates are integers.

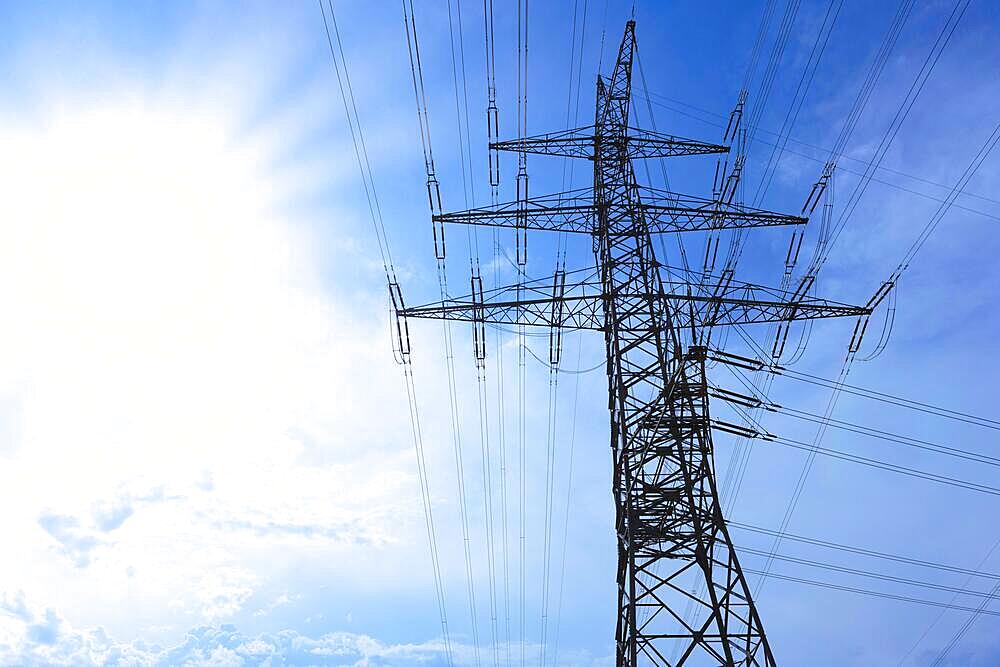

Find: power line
<box><xmin>719</xmin><ymin>361</ymin><xmax>1000</xmax><ymax>469</ymax></box>
<box><xmin>742</xmin><ymin>0</ymin><xmax>779</xmax><ymax>95</ymax></box>
<box><xmin>320</xmin><ymin>3</ymin><xmax>457</xmax><ymax>662</ymax></box>
<box><xmin>888</xmin><ymin>117</ymin><xmax>1000</xmax><ymax>283</ymax></box>
<box><xmin>739</xmin><ymin>544</ymin><xmax>1000</xmax><ymax>599</ymax></box>
<box><xmin>774</xmin><ymin>367</ymin><xmax>1000</xmax><ymax>431</ymax></box>
<box><xmin>714</xmin><ymin>0</ymin><xmax>982</xmax><ymax>594</ymax></box>
<box><xmin>768</xmin><ymin>432</ymin><xmax>1000</xmax><ymax>497</ymax></box>
<box><xmin>742</xmin><ymin>568</ymin><xmax>1000</xmax><ymax>617</ymax></box>
<box><xmin>753</xmin><ymin>354</ymin><xmax>856</xmax><ymax>595</ymax></box>
<box><xmin>479</xmin><ymin>2</ymin><xmax>511</xmax><ymax>661</ymax></box>
<box><xmin>538</xmin><ymin>361</ymin><xmax>559</xmax><ymax>666</ymax></box>
<box><xmin>896</xmin><ymin>535</ymin><xmax>1000</xmax><ymax>665</ymax></box>
<box><xmin>707</xmin><ymin>333</ymin><xmax>1000</xmax><ymax>433</ymax></box>
<box><xmin>639</xmin><ymin>92</ymin><xmax>1000</xmax><ymax>225</ymax></box>
<box><xmin>744</xmin><ymin>0</ymin><xmax>802</xmax><ymax>152</ymax></box>
<box><xmin>318</xmin><ymin>0</ymin><xmax>394</xmax><ymax>276</ymax></box>
<box><xmin>441</xmin><ymin>4</ymin><xmax>487</xmax><ymax>660</ymax></box>
<box><xmin>444</xmin><ymin>4</ymin><xmax>500</xmax><ymax>659</ymax></box>
<box><xmin>705</xmin><ymin>0</ymin><xmax>922</xmax><ymax>548</ymax></box>
<box><xmin>730</xmin><ymin>522</ymin><xmax>1000</xmax><ymax>581</ymax></box>
<box><xmin>644</xmin><ymin>88</ymin><xmax>1000</xmax><ymax>208</ymax></box>
<box><xmin>926</xmin><ymin>552</ymin><xmax>1000</xmax><ymax>666</ymax></box>
<box><xmin>818</xmin><ymin>0</ymin><xmax>973</xmax><ymax>272</ymax></box>
<box><xmin>441</xmin><ymin>270</ymin><xmax>483</xmax><ymax>666</ymax></box>
<box><xmin>753</xmin><ymin>0</ymin><xmax>843</xmax><ymax>205</ymax></box>
<box><xmin>779</xmin><ymin>405</ymin><xmax>1000</xmax><ymax>469</ymax></box>
<box><xmin>539</xmin><ymin>6</ymin><xmax>586</xmax><ymax>661</ymax></box>
<box><xmin>719</xmin><ymin>395</ymin><xmax>1000</xmax><ymax>498</ymax></box>
<box><xmin>400</xmin><ymin>364</ymin><xmax>456</xmax><ymax>666</ymax></box>
<box><xmin>400</xmin><ymin>1</ymin><xmax>470</xmax><ymax>661</ymax></box>
<box><xmin>550</xmin><ymin>337</ymin><xmax>584</xmax><ymax>667</ymax></box>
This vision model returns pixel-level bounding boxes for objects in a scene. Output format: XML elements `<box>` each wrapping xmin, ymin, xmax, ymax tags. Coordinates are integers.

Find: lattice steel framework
<box><xmin>394</xmin><ymin>21</ymin><xmax>872</xmax><ymax>666</ymax></box>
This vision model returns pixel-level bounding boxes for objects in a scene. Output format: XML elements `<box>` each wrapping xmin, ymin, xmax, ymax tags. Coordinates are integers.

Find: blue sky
<box><xmin>0</xmin><ymin>1</ymin><xmax>999</xmax><ymax>665</ymax></box>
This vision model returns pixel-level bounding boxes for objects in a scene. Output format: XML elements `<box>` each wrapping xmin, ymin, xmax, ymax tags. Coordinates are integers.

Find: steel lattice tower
<box><xmin>392</xmin><ymin>21</ymin><xmax>873</xmax><ymax>666</ymax></box>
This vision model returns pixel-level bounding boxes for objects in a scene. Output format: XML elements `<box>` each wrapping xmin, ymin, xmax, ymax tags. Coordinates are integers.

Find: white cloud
<box><xmin>195</xmin><ymin>569</ymin><xmax>257</xmax><ymax>623</ymax></box>
<box><xmin>36</xmin><ymin>512</ymin><xmax>103</xmax><ymax>567</ymax></box>
<box><xmin>0</xmin><ymin>593</ymin><xmax>614</xmax><ymax>666</ymax></box>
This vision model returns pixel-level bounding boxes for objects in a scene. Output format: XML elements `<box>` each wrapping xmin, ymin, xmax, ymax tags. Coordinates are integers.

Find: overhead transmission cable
<box><xmin>716</xmin><ymin>0</ymin><xmax>843</xmax><ymax>510</ymax></box>
<box><xmin>741</xmin><ymin>0</ymin><xmax>778</xmax><ymax>95</ymax></box>
<box><xmin>846</xmin><ymin>96</ymin><xmax>1000</xmax><ymax>362</ymax></box>
<box><xmin>698</xmin><ymin>0</ymin><xmax>988</xmax><ymax>648</ymax></box>
<box><xmin>549</xmin><ymin>9</ymin><xmax>596</xmax><ymax>656</ymax></box>
<box><xmin>768</xmin><ymin>433</ymin><xmax>1000</xmax><ymax>497</ymax></box>
<box><xmin>550</xmin><ymin>338</ymin><xmax>585</xmax><ymax>667</ymax></box>
<box><xmin>813</xmin><ymin>0</ymin><xmax>973</xmax><ymax>273</ymax></box>
<box><xmin>445</xmin><ymin>1</ymin><xmax>505</xmax><ymax>662</ymax></box>
<box><xmin>479</xmin><ymin>1</ymin><xmax>513</xmax><ymax>661</ymax></box>
<box><xmin>705</xmin><ymin>325</ymin><xmax>1000</xmax><ymax>439</ymax></box>
<box><xmin>753</xmin><ymin>351</ymin><xmax>854</xmax><ymax>595</ymax></box>
<box><xmin>741</xmin><ymin>568</ymin><xmax>1000</xmax><ymax>617</ymax></box>
<box><xmin>743</xmin><ymin>0</ymin><xmax>972</xmax><ymax>595</ymax></box>
<box><xmin>752</xmin><ymin>0</ymin><xmax>843</xmax><ymax>206</ymax></box>
<box><xmin>719</xmin><ymin>361</ymin><xmax>1000</xmax><ymax>469</ymax></box>
<box><xmin>667</xmin><ymin>1</ymin><xmax>791</xmax><ymax>648</ymax></box>
<box><xmin>877</xmin><ymin>119</ymin><xmax>1000</xmax><ymax>666</ymax></box>
<box><xmin>320</xmin><ymin>1</ymin><xmax>453</xmax><ymax>662</ymax></box>
<box><xmin>538</xmin><ymin>3</ymin><xmax>585</xmax><ymax>664</ymax></box>
<box><xmin>744</xmin><ymin>0</ymin><xmax>802</xmax><ymax>150</ymax></box>
<box><xmin>318</xmin><ymin>0</ymin><xmax>394</xmax><ymax>276</ymax></box>
<box><xmin>441</xmin><ymin>2</ymin><xmax>491</xmax><ymax>662</ymax></box>
<box><xmin>709</xmin><ymin>0</ymin><xmax>829</xmax><ymax>528</ymax></box>
<box><xmin>750</xmin><ymin>0</ymin><xmax>915</xmax><ymax>302</ymax></box>
<box><xmin>538</xmin><ymin>350</ymin><xmax>559</xmax><ymax>666</ymax></box>
<box><xmin>730</xmin><ymin>522</ymin><xmax>1000</xmax><ymax>581</ymax></box>
<box><xmin>403</xmin><ymin>1</ymin><xmax>492</xmax><ymax>662</ymax></box>
<box><xmin>772</xmin><ymin>367</ymin><xmax>1000</xmax><ymax>431</ymax></box>
<box><xmin>717</xmin><ymin>0</ymin><xmax>802</xmax><ymax>270</ymax></box>
<box><xmin>717</xmin><ymin>389</ymin><xmax>1000</xmax><ymax>498</ymax></box>
<box><xmin>640</xmin><ymin>92</ymin><xmax>1000</xmax><ymax>225</ymax></box>
<box><xmin>738</xmin><ymin>544</ymin><xmax>1000</xmax><ymax>599</ymax></box>
<box><xmin>886</xmin><ymin>117</ymin><xmax>1000</xmax><ymax>284</ymax></box>
<box><xmin>779</xmin><ymin>406</ymin><xmax>1000</xmax><ymax>469</ymax></box>
<box><xmin>896</xmin><ymin>535</ymin><xmax>1000</xmax><ymax>666</ymax></box>
<box><xmin>515</xmin><ymin>3</ymin><xmax>530</xmax><ymax>665</ymax></box>
<box><xmin>925</xmin><ymin>552</ymin><xmax>1000</xmax><ymax>666</ymax></box>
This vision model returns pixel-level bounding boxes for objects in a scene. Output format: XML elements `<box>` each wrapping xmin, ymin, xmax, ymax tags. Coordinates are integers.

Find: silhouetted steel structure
<box><xmin>394</xmin><ymin>21</ymin><xmax>873</xmax><ymax>666</ymax></box>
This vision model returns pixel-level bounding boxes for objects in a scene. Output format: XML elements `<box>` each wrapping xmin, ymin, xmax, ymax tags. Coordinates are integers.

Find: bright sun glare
<box><xmin>0</xmin><ymin>103</ymin><xmax>400</xmax><ymax>633</ymax></box>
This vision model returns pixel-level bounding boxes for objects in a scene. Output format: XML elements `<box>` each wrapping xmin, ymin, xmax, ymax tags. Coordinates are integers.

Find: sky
<box><xmin>0</xmin><ymin>0</ymin><xmax>999</xmax><ymax>665</ymax></box>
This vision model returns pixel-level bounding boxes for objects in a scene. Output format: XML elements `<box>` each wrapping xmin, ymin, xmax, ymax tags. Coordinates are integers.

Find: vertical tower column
<box><xmin>594</xmin><ymin>21</ymin><xmax>775</xmax><ymax>666</ymax></box>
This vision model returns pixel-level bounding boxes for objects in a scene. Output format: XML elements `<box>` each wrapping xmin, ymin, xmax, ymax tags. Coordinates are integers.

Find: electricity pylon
<box><xmin>392</xmin><ymin>21</ymin><xmax>873</xmax><ymax>666</ymax></box>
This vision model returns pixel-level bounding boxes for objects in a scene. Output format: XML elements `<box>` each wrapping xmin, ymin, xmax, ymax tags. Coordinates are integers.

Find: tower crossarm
<box><xmin>680</xmin><ymin>277</ymin><xmax>870</xmax><ymax>327</ymax></box>
<box><xmin>398</xmin><ymin>269</ymin><xmax>607</xmax><ymax>331</ymax></box>
<box><xmin>636</xmin><ymin>187</ymin><xmax>806</xmax><ymax>231</ymax></box>
<box><xmin>396</xmin><ymin>275</ymin><xmax>870</xmax><ymax>332</ymax></box>
<box><xmin>490</xmin><ymin>124</ymin><xmax>729</xmax><ymax>160</ymax></box>
<box><xmin>435</xmin><ymin>188</ymin><xmax>596</xmax><ymax>233</ymax></box>
<box><xmin>434</xmin><ymin>187</ymin><xmax>805</xmax><ymax>235</ymax></box>
<box><xmin>401</xmin><ymin>292</ymin><xmax>604</xmax><ymax>330</ymax></box>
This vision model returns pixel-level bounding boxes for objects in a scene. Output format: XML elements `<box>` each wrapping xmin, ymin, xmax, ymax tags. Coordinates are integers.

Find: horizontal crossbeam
<box><xmin>433</xmin><ymin>186</ymin><xmax>806</xmax><ymax>234</ymax></box>
<box><xmin>398</xmin><ymin>270</ymin><xmax>870</xmax><ymax>332</ymax></box>
<box><xmin>490</xmin><ymin>124</ymin><xmax>729</xmax><ymax>159</ymax></box>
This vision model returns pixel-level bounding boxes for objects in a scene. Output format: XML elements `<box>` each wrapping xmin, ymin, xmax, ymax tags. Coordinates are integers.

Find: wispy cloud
<box><xmin>36</xmin><ymin>513</ymin><xmax>102</xmax><ymax>568</ymax></box>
